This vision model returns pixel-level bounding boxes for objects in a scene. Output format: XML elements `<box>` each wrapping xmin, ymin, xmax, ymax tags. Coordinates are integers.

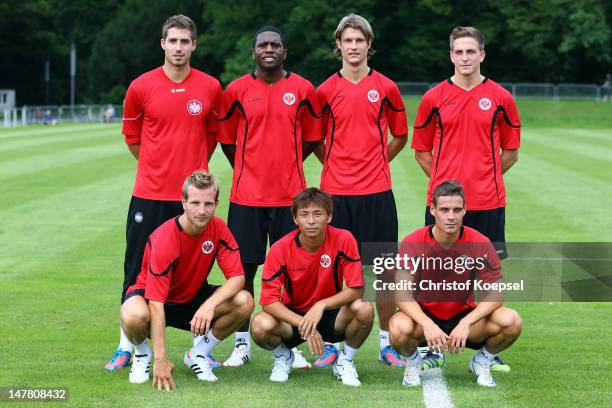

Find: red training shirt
<box><xmin>411</xmin><ymin>78</ymin><xmax>521</xmax><ymax>210</ymax></box>
<box><xmin>217</xmin><ymin>72</ymin><xmax>322</xmax><ymax>206</ymax></box>
<box><xmin>260</xmin><ymin>226</ymin><xmax>364</xmax><ymax>314</ymax></box>
<box><xmin>122</xmin><ymin>67</ymin><xmax>222</xmax><ymax>201</ymax></box>
<box><xmin>128</xmin><ymin>216</ymin><xmax>243</xmax><ymax>304</ymax></box>
<box><xmin>400</xmin><ymin>225</ymin><xmax>502</xmax><ymax>320</ymax></box>
<box><xmin>317</xmin><ymin>69</ymin><xmax>409</xmax><ymax>195</ymax></box>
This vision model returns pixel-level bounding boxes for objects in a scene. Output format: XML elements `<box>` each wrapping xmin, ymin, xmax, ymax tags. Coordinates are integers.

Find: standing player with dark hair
<box><xmin>315</xmin><ymin>14</ymin><xmax>408</xmax><ymax>368</ymax></box>
<box><xmin>105</xmin><ymin>15</ymin><xmax>223</xmax><ymax>372</ymax></box>
<box><xmin>251</xmin><ymin>188</ymin><xmax>373</xmax><ymax>386</ymax></box>
<box><xmin>121</xmin><ymin>171</ymin><xmax>253</xmax><ymax>388</ymax></box>
<box><xmin>217</xmin><ymin>26</ymin><xmax>322</xmax><ymax>368</ymax></box>
<box><xmin>389</xmin><ymin>180</ymin><xmax>522</xmax><ymax>387</ymax></box>
<box><xmin>411</xmin><ymin>26</ymin><xmax>521</xmax><ymax>371</ymax></box>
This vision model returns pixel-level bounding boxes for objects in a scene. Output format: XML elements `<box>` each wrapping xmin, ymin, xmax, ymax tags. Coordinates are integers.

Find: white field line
<box><xmin>422</xmin><ymin>368</ymin><xmax>455</xmax><ymax>408</ymax></box>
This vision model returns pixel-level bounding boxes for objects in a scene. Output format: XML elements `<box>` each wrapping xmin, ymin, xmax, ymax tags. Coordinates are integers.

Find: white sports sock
<box><xmin>192</xmin><ymin>331</ymin><xmax>222</xmax><ymax>357</ymax></box>
<box><xmin>379</xmin><ymin>329</ymin><xmax>391</xmax><ymax>350</ymax></box>
<box><xmin>271</xmin><ymin>343</ymin><xmax>291</xmax><ymax>360</ymax></box>
<box><xmin>338</xmin><ymin>343</ymin><xmax>358</xmax><ymax>362</ymax></box>
<box><xmin>405</xmin><ymin>350</ymin><xmax>422</xmax><ymax>363</ymax></box>
<box><xmin>235</xmin><ymin>331</ymin><xmax>250</xmax><ymax>348</ymax></box>
<box><xmin>133</xmin><ymin>340</ymin><xmax>151</xmax><ymax>356</ymax></box>
<box><xmin>119</xmin><ymin>327</ymin><xmax>133</xmax><ymax>352</ymax></box>
<box><xmin>474</xmin><ymin>346</ymin><xmax>497</xmax><ymax>364</ymax></box>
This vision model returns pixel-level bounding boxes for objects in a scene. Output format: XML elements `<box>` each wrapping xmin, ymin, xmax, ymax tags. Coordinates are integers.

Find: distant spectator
<box><xmin>103</xmin><ymin>104</ymin><xmax>116</xmax><ymax>122</ymax></box>
<box><xmin>603</xmin><ymin>74</ymin><xmax>611</xmax><ymax>102</ymax></box>
<box><xmin>34</xmin><ymin>108</ymin><xmax>43</xmax><ymax>124</ymax></box>
<box><xmin>43</xmin><ymin>110</ymin><xmax>57</xmax><ymax>126</ymax></box>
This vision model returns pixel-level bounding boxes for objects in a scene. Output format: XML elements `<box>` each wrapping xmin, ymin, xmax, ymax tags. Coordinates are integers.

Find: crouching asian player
<box><xmin>251</xmin><ymin>188</ymin><xmax>374</xmax><ymax>386</ymax></box>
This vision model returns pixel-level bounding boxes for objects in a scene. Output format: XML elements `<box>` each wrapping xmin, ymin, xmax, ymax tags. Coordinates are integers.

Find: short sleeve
<box><xmin>217</xmin><ymin>84</ymin><xmax>240</xmax><ymax>144</ymax></box>
<box><xmin>143</xmin><ymin>235</ymin><xmax>180</xmax><ymax>303</ymax></box>
<box><xmin>340</xmin><ymin>233</ymin><xmax>364</xmax><ymax>288</ymax></box>
<box><xmin>122</xmin><ymin>81</ymin><xmax>144</xmax><ymax>145</ymax></box>
<box><xmin>260</xmin><ymin>245</ymin><xmax>286</xmax><ymax>306</ymax></box>
<box><xmin>411</xmin><ymin>92</ymin><xmax>436</xmax><ymax>151</ymax></box>
<box><xmin>300</xmin><ymin>82</ymin><xmax>323</xmax><ymax>142</ymax></box>
<box><xmin>499</xmin><ymin>95</ymin><xmax>521</xmax><ymax>150</ymax></box>
<box><xmin>216</xmin><ymin>222</ymin><xmax>244</xmax><ymax>279</ymax></box>
<box><xmin>384</xmin><ymin>82</ymin><xmax>408</xmax><ymax>137</ymax></box>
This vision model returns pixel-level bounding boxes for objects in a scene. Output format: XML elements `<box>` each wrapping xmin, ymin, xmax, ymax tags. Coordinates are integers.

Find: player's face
<box><xmin>253</xmin><ymin>31</ymin><xmax>286</xmax><ymax>72</ymax></box>
<box><xmin>450</xmin><ymin>37</ymin><xmax>485</xmax><ymax>78</ymax></box>
<box><xmin>161</xmin><ymin>27</ymin><xmax>196</xmax><ymax>67</ymax></box>
<box><xmin>430</xmin><ymin>195</ymin><xmax>466</xmax><ymax>235</ymax></box>
<box><xmin>293</xmin><ymin>204</ymin><xmax>331</xmax><ymax>239</ymax></box>
<box><xmin>182</xmin><ymin>186</ymin><xmax>217</xmax><ymax>229</ymax></box>
<box><xmin>337</xmin><ymin>27</ymin><xmax>371</xmax><ymax>66</ymax></box>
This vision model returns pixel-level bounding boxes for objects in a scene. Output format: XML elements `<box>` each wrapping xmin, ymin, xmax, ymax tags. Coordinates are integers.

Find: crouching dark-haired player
<box><xmin>251</xmin><ymin>188</ymin><xmax>374</xmax><ymax>386</ymax></box>
<box><xmin>120</xmin><ymin>171</ymin><xmax>253</xmax><ymax>390</ymax></box>
<box><xmin>389</xmin><ymin>180</ymin><xmax>522</xmax><ymax>387</ymax></box>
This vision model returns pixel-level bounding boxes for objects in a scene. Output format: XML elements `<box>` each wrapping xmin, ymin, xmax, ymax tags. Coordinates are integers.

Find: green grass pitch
<box><xmin>0</xmin><ymin>99</ymin><xmax>610</xmax><ymax>407</ymax></box>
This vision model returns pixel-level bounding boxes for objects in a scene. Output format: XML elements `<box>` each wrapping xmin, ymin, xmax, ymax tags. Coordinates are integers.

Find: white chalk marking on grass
<box><xmin>421</xmin><ymin>368</ymin><xmax>455</xmax><ymax>408</ymax></box>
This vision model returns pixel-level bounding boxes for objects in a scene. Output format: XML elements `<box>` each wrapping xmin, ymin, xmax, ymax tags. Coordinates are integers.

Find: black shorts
<box><xmin>419</xmin><ymin>308</ymin><xmax>485</xmax><ymax>350</ymax></box>
<box><xmin>284</xmin><ymin>308</ymin><xmax>345</xmax><ymax>349</ymax></box>
<box><xmin>228</xmin><ymin>203</ymin><xmax>295</xmax><ymax>265</ymax></box>
<box><xmin>332</xmin><ymin>190</ymin><xmax>398</xmax><ymax>263</ymax></box>
<box><xmin>425</xmin><ymin>206</ymin><xmax>507</xmax><ymax>259</ymax></box>
<box><xmin>122</xmin><ymin>196</ymin><xmax>183</xmax><ymax>302</ymax></box>
<box><xmin>125</xmin><ymin>283</ymin><xmax>219</xmax><ymax>332</ymax></box>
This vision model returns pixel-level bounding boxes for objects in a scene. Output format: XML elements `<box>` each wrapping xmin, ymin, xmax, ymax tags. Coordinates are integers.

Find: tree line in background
<box><xmin>2</xmin><ymin>0</ymin><xmax>611</xmax><ymax>105</ymax></box>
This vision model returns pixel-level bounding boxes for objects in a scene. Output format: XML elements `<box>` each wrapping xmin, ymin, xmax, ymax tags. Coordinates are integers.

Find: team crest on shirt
<box><xmin>187</xmin><ymin>99</ymin><xmax>203</xmax><ymax>115</ymax></box>
<box><xmin>478</xmin><ymin>97</ymin><xmax>492</xmax><ymax>111</ymax></box>
<box><xmin>202</xmin><ymin>240</ymin><xmax>214</xmax><ymax>254</ymax></box>
<box><xmin>320</xmin><ymin>254</ymin><xmax>332</xmax><ymax>268</ymax></box>
<box><xmin>134</xmin><ymin>212</ymin><xmax>143</xmax><ymax>223</ymax></box>
<box><xmin>283</xmin><ymin>92</ymin><xmax>296</xmax><ymax>106</ymax></box>
<box><xmin>367</xmin><ymin>89</ymin><xmax>380</xmax><ymax>103</ymax></box>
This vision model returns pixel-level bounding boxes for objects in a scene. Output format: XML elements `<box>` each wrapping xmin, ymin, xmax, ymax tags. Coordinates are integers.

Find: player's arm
<box><xmin>299</xmin><ymin>286</ymin><xmax>362</xmax><ymax>339</ymax></box>
<box><xmin>127</xmin><ymin>143</ymin><xmax>140</xmax><ymax>160</ymax></box>
<box><xmin>262</xmin><ymin>301</ymin><xmax>304</xmax><ymax>328</ymax></box>
<box><xmin>397</xmin><ymin>300</ymin><xmax>449</xmax><ymax>353</ymax></box>
<box><xmin>500</xmin><ymin>149</ymin><xmax>519</xmax><ymax>174</ymax></box>
<box><xmin>414</xmin><ymin>150</ymin><xmax>433</xmax><ymax>177</ymax></box>
<box><xmin>220</xmin><ymin>144</ymin><xmax>236</xmax><ymax>168</ymax></box>
<box><xmin>190</xmin><ymin>275</ymin><xmax>245</xmax><ymax>335</ymax></box>
<box><xmin>388</xmin><ymin>135</ymin><xmax>408</xmax><ymax>162</ymax></box>
<box><xmin>148</xmin><ymin>301</ymin><xmax>176</xmax><ymax>391</ymax></box>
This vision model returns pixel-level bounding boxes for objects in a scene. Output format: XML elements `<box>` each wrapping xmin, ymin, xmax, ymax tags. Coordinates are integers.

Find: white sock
<box><xmin>474</xmin><ymin>346</ymin><xmax>497</xmax><ymax>364</ymax></box>
<box><xmin>339</xmin><ymin>343</ymin><xmax>358</xmax><ymax>362</ymax></box>
<box><xmin>417</xmin><ymin>346</ymin><xmax>430</xmax><ymax>356</ymax></box>
<box><xmin>405</xmin><ymin>350</ymin><xmax>422</xmax><ymax>364</ymax></box>
<box><xmin>119</xmin><ymin>327</ymin><xmax>133</xmax><ymax>352</ymax></box>
<box><xmin>192</xmin><ymin>331</ymin><xmax>222</xmax><ymax>357</ymax></box>
<box><xmin>271</xmin><ymin>343</ymin><xmax>291</xmax><ymax>360</ymax></box>
<box><xmin>379</xmin><ymin>329</ymin><xmax>391</xmax><ymax>350</ymax></box>
<box><xmin>133</xmin><ymin>340</ymin><xmax>151</xmax><ymax>356</ymax></box>
<box><xmin>235</xmin><ymin>331</ymin><xmax>250</xmax><ymax>349</ymax></box>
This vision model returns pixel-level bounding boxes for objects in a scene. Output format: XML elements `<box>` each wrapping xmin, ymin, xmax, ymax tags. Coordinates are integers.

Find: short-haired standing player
<box><xmin>217</xmin><ymin>26</ymin><xmax>322</xmax><ymax>367</ymax></box>
<box><xmin>105</xmin><ymin>15</ymin><xmax>223</xmax><ymax>372</ymax></box>
<box><xmin>411</xmin><ymin>26</ymin><xmax>521</xmax><ymax>371</ymax></box>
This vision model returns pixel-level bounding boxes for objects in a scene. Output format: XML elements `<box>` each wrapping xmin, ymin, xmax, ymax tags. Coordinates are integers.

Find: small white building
<box><xmin>0</xmin><ymin>89</ymin><xmax>16</xmax><ymax>110</ymax></box>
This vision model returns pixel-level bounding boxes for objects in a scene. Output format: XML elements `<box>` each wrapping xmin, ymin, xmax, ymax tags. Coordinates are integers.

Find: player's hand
<box><xmin>299</xmin><ymin>302</ymin><xmax>324</xmax><ymax>339</ymax></box>
<box><xmin>448</xmin><ymin>320</ymin><xmax>470</xmax><ymax>354</ymax></box>
<box><xmin>423</xmin><ymin>323</ymin><xmax>449</xmax><ymax>354</ymax></box>
<box><xmin>190</xmin><ymin>303</ymin><xmax>215</xmax><ymax>335</ymax></box>
<box><xmin>306</xmin><ymin>330</ymin><xmax>324</xmax><ymax>357</ymax></box>
<box><xmin>152</xmin><ymin>358</ymin><xmax>176</xmax><ymax>392</ymax></box>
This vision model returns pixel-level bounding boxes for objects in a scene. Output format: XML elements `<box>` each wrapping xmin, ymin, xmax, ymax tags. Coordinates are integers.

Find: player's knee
<box><xmin>121</xmin><ymin>307</ymin><xmax>149</xmax><ymax>331</ymax></box>
<box><xmin>250</xmin><ymin>312</ymin><xmax>275</xmax><ymax>341</ymax></box>
<box><xmin>506</xmin><ymin>309</ymin><xmax>523</xmax><ymax>338</ymax></box>
<box><xmin>233</xmin><ymin>290</ymin><xmax>254</xmax><ymax>318</ymax></box>
<box><xmin>351</xmin><ymin>299</ymin><xmax>374</xmax><ymax>324</ymax></box>
<box><xmin>389</xmin><ymin>312</ymin><xmax>412</xmax><ymax>340</ymax></box>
